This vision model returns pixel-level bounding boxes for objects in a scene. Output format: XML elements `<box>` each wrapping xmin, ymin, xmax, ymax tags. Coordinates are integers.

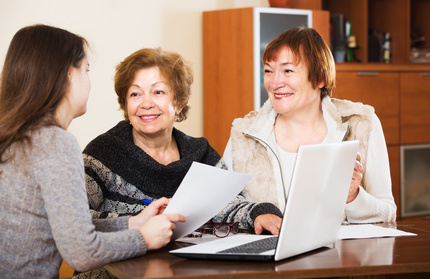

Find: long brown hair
<box><xmin>0</xmin><ymin>24</ymin><xmax>88</xmax><ymax>162</ymax></box>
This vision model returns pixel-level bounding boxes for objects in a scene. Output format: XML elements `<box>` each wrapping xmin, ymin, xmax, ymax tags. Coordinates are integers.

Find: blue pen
<box><xmin>142</xmin><ymin>199</ymin><xmax>153</xmax><ymax>205</ymax></box>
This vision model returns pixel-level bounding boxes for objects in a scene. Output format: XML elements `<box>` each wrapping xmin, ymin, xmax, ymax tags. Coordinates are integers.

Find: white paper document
<box><xmin>338</xmin><ymin>224</ymin><xmax>417</xmax><ymax>239</ymax></box>
<box><xmin>163</xmin><ymin>162</ymin><xmax>252</xmax><ymax>240</ymax></box>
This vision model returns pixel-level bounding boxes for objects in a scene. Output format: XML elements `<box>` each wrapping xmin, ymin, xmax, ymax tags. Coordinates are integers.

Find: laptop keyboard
<box><xmin>216</xmin><ymin>236</ymin><xmax>278</xmax><ymax>254</ymax></box>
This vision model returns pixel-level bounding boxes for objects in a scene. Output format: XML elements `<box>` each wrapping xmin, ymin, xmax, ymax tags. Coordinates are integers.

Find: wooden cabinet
<box><xmin>319</xmin><ymin>0</ymin><xmax>430</xmax><ymax>64</ymax></box>
<box><xmin>333</xmin><ymin>72</ymin><xmax>400</xmax><ymax>145</ymax></box>
<box><xmin>331</xmin><ymin>66</ymin><xmax>430</xmax><ymax>218</ymax></box>
<box><xmin>203</xmin><ymin>7</ymin><xmax>329</xmax><ymax>154</ymax></box>
<box><xmin>203</xmin><ymin>8</ymin><xmax>253</xmax><ymax>155</ymax></box>
<box><xmin>400</xmin><ymin>72</ymin><xmax>430</xmax><ymax>144</ymax></box>
<box><xmin>332</xmin><ymin>71</ymin><xmax>401</xmax><ymax>216</ymax></box>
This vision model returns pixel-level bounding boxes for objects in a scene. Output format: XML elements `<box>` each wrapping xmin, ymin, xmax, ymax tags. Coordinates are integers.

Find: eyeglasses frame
<box><xmin>196</xmin><ymin>222</ymin><xmax>239</xmax><ymax>238</ymax></box>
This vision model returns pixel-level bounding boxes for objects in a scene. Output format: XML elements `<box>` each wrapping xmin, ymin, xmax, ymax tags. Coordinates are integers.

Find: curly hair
<box><xmin>114</xmin><ymin>48</ymin><xmax>193</xmax><ymax>122</ymax></box>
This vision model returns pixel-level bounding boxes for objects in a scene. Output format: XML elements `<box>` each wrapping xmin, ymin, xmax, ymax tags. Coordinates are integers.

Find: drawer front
<box><xmin>400</xmin><ymin>72</ymin><xmax>430</xmax><ymax>144</ymax></box>
<box><xmin>333</xmin><ymin>72</ymin><xmax>400</xmax><ymax>145</ymax></box>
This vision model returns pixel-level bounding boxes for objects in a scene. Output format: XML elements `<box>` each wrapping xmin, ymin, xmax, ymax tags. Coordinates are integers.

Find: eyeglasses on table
<box><xmin>194</xmin><ymin>222</ymin><xmax>239</xmax><ymax>238</ymax></box>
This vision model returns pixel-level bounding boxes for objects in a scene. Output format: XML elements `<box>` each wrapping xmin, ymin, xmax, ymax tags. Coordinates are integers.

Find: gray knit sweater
<box><xmin>0</xmin><ymin>126</ymin><xmax>146</xmax><ymax>278</ymax></box>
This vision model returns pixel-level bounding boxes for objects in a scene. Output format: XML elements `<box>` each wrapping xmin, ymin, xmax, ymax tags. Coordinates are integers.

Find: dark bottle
<box><xmin>382</xmin><ymin>33</ymin><xmax>391</xmax><ymax>63</ymax></box>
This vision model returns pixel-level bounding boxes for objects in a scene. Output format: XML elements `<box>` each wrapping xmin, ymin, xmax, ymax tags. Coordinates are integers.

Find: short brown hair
<box><xmin>262</xmin><ymin>27</ymin><xmax>335</xmax><ymax>98</ymax></box>
<box><xmin>114</xmin><ymin>48</ymin><xmax>193</xmax><ymax>122</ymax></box>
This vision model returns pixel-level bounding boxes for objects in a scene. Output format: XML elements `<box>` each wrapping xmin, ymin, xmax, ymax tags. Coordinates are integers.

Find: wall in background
<box><xmin>0</xmin><ymin>0</ymin><xmax>269</xmax><ymax>149</ymax></box>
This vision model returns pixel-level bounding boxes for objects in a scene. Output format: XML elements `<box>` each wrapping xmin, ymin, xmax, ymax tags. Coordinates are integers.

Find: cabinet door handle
<box><xmin>422</xmin><ymin>72</ymin><xmax>430</xmax><ymax>76</ymax></box>
<box><xmin>356</xmin><ymin>72</ymin><xmax>379</xmax><ymax>76</ymax></box>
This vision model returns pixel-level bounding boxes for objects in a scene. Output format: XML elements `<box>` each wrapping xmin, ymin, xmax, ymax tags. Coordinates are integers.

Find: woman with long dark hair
<box><xmin>0</xmin><ymin>24</ymin><xmax>185</xmax><ymax>278</ymax></box>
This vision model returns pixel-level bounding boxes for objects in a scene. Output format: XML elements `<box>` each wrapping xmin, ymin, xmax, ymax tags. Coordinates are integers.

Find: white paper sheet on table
<box><xmin>163</xmin><ymin>162</ymin><xmax>252</xmax><ymax>240</ymax></box>
<box><xmin>338</xmin><ymin>224</ymin><xmax>417</xmax><ymax>239</ymax></box>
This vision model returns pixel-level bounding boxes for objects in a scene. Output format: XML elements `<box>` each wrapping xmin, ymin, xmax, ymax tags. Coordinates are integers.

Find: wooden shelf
<box><xmin>335</xmin><ymin>63</ymin><xmax>430</xmax><ymax>72</ymax></box>
<box><xmin>319</xmin><ymin>0</ymin><xmax>430</xmax><ymax>65</ymax></box>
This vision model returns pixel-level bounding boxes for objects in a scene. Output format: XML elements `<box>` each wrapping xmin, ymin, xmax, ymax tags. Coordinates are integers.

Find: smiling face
<box><xmin>264</xmin><ymin>47</ymin><xmax>323</xmax><ymax>117</ymax></box>
<box><xmin>127</xmin><ymin>66</ymin><xmax>178</xmax><ymax>138</ymax></box>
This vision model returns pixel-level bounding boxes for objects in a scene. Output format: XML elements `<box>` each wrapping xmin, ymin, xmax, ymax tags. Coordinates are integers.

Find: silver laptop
<box><xmin>170</xmin><ymin>140</ymin><xmax>359</xmax><ymax>261</ymax></box>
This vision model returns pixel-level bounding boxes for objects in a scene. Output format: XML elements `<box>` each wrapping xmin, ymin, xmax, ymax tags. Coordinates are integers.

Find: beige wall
<box><xmin>0</xmin><ymin>0</ymin><xmax>269</xmax><ymax>149</ymax></box>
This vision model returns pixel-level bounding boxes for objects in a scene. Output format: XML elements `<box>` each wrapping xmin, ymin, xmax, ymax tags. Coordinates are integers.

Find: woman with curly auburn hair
<box><xmin>82</xmin><ymin>48</ymin><xmax>222</xmax><ymax>222</ymax></box>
